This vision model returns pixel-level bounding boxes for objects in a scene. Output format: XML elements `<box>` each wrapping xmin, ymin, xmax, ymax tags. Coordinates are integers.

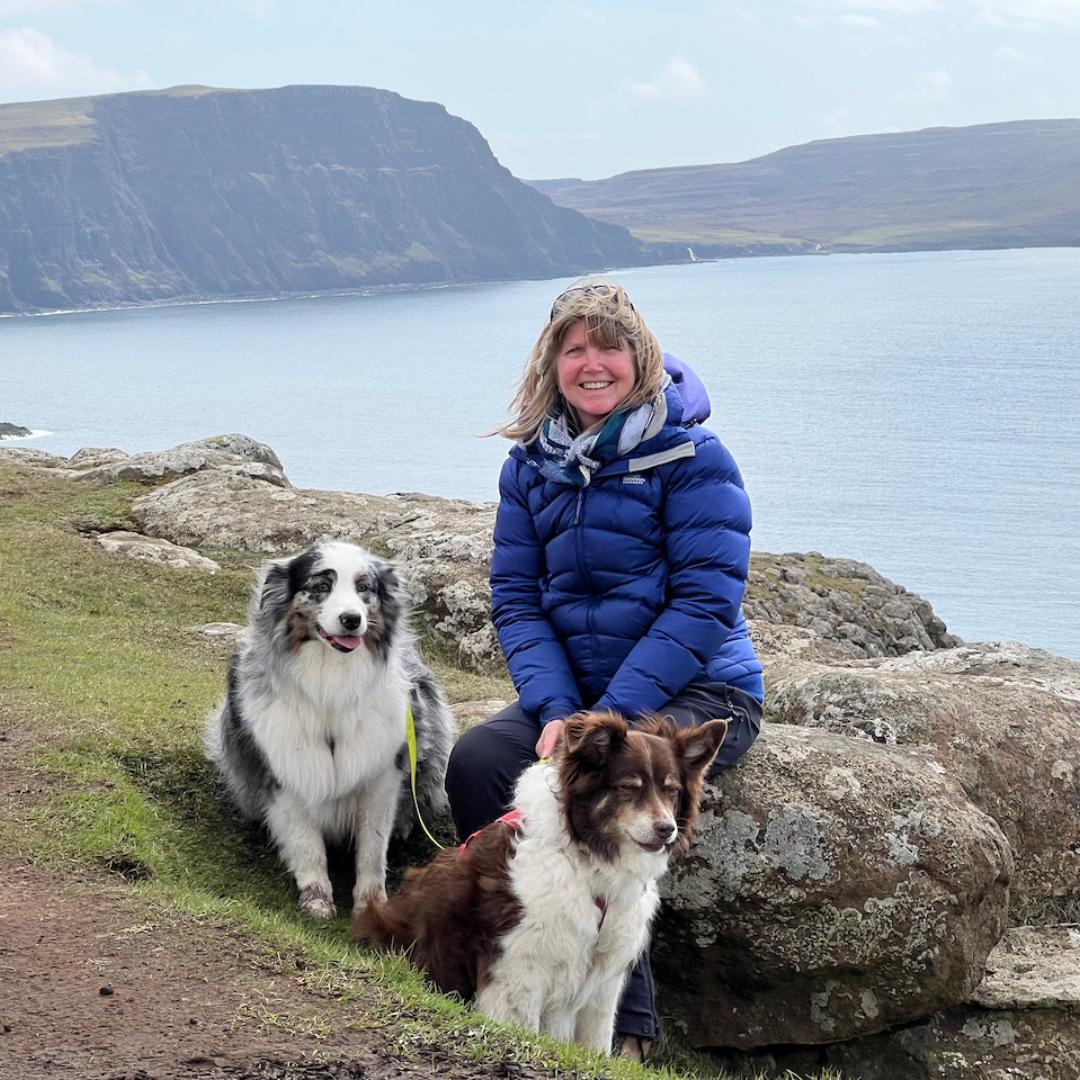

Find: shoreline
<box><xmin>0</xmin><ymin>428</ymin><xmax>51</xmax><ymax>441</ymax></box>
<box><xmin>4</xmin><ymin>243</ymin><xmax>1078</xmax><ymax>319</ymax></box>
<box><xmin>0</xmin><ymin>263</ymin><xmax>649</xmax><ymax>320</ymax></box>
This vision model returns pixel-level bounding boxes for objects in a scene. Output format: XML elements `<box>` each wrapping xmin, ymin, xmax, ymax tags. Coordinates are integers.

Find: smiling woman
<box><xmin>445</xmin><ymin>277</ymin><xmax>764</xmax><ymax>1061</ymax></box>
<box><xmin>555</xmin><ymin>319</ymin><xmax>637</xmax><ymax>428</ymax></box>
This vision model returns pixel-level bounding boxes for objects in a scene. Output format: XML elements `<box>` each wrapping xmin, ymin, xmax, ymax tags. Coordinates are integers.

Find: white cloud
<box><xmin>0</xmin><ymin>0</ymin><xmax>73</xmax><ymax>12</ymax></box>
<box><xmin>0</xmin><ymin>27</ymin><xmax>154</xmax><ymax>98</ymax></box>
<box><xmin>565</xmin><ymin>3</ymin><xmax>607</xmax><ymax>26</ymax></box>
<box><xmin>993</xmin><ymin>44</ymin><xmax>1037</xmax><ymax>61</ymax></box>
<box><xmin>238</xmin><ymin>0</ymin><xmax>273</xmax><ymax>18</ymax></box>
<box><xmin>794</xmin><ymin>1</ymin><xmax>931</xmax><ymax>27</ymax></box>
<box><xmin>838</xmin><ymin>12</ymin><xmax>886</xmax><ymax>24</ymax></box>
<box><xmin>627</xmin><ymin>56</ymin><xmax>708</xmax><ymax>103</ymax></box>
<box><xmin>969</xmin><ymin>0</ymin><xmax>1080</xmax><ymax>26</ymax></box>
<box><xmin>893</xmin><ymin>69</ymin><xmax>953</xmax><ymax>101</ymax></box>
<box><xmin>795</xmin><ymin>11</ymin><xmax>886</xmax><ymax>27</ymax></box>
<box><xmin>806</xmin><ymin>0</ymin><xmax>937</xmax><ymax>13</ymax></box>
<box><xmin>0</xmin><ymin>0</ymin><xmax>119</xmax><ymax>14</ymax></box>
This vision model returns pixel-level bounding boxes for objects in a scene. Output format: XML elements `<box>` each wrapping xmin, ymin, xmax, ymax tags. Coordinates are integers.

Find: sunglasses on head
<box><xmin>549</xmin><ymin>283</ymin><xmax>635</xmax><ymax>323</ymax></box>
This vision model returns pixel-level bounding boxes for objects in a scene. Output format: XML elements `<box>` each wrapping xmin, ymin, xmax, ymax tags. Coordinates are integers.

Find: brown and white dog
<box><xmin>352</xmin><ymin>710</ymin><xmax>726</xmax><ymax>1053</ymax></box>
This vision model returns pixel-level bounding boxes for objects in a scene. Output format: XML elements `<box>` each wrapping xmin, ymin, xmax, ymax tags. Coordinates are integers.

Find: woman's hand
<box><xmin>534</xmin><ymin>719</ymin><xmax>565</xmax><ymax>759</ymax></box>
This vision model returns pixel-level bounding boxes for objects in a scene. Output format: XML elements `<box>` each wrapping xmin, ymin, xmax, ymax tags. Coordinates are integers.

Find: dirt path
<box><xmin>0</xmin><ymin>857</ymin><xmax>553</xmax><ymax>1080</ymax></box>
<box><xmin>0</xmin><ymin>690</ymin><xmax>558</xmax><ymax>1080</ymax></box>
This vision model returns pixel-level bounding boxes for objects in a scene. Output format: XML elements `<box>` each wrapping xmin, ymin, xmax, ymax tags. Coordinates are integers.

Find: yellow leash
<box><xmin>406</xmin><ymin>702</ymin><xmax>554</xmax><ymax>853</ymax></box>
<box><xmin>406</xmin><ymin>699</ymin><xmax>447</xmax><ymax>851</ymax></box>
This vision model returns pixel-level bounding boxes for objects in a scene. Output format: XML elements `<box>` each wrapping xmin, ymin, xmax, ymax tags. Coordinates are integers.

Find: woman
<box><xmin>445</xmin><ymin>279</ymin><xmax>763</xmax><ymax>1061</ymax></box>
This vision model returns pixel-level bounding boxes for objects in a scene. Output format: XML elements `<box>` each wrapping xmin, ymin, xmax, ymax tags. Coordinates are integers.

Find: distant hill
<box><xmin>0</xmin><ymin>85</ymin><xmax>664</xmax><ymax>314</ymax></box>
<box><xmin>532</xmin><ymin>120</ymin><xmax>1080</xmax><ymax>256</ymax></box>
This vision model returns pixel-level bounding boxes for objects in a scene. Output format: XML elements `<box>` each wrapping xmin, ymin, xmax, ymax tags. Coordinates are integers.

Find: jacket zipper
<box><xmin>572</xmin><ymin>469</ymin><xmax>601</xmax><ymax>681</ymax></box>
<box><xmin>573</xmin><ymin>465</ymin><xmax>590</xmax><ymax>525</ymax></box>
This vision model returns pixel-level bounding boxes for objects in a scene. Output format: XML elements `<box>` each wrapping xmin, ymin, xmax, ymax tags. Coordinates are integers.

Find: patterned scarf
<box><xmin>531</xmin><ymin>377</ymin><xmax>670</xmax><ymax>487</ymax></box>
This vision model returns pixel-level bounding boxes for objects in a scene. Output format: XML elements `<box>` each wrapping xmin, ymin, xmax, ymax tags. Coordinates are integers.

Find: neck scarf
<box><xmin>531</xmin><ymin>377</ymin><xmax>670</xmax><ymax>488</ymax></box>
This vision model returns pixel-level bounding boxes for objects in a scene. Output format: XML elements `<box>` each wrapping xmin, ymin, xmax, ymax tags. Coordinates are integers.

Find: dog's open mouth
<box><xmin>318</xmin><ymin>627</ymin><xmax>362</xmax><ymax>653</ymax></box>
<box><xmin>635</xmin><ymin>839</ymin><xmax>670</xmax><ymax>854</ymax></box>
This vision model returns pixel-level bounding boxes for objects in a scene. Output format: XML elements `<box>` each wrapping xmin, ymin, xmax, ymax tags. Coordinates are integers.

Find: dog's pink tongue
<box><xmin>330</xmin><ymin>635</ymin><xmax>361</xmax><ymax>650</ymax></box>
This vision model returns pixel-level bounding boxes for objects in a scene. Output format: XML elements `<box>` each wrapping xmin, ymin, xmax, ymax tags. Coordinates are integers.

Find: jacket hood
<box><xmin>663</xmin><ymin>353</ymin><xmax>711</xmax><ymax>426</ymax></box>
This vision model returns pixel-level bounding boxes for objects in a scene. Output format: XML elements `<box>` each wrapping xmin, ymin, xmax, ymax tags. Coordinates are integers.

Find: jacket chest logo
<box><xmin>621</xmin><ymin>475</ymin><xmax>646</xmax><ymax>486</ymax></box>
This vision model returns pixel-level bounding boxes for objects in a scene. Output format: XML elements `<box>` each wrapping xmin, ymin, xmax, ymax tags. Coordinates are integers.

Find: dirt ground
<box><xmin>0</xmin><ymin>857</ymin><xmax>555</xmax><ymax>1080</ymax></box>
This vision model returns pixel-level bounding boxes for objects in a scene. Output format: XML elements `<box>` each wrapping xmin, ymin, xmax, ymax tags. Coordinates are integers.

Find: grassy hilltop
<box><xmin>532</xmin><ymin>119</ymin><xmax>1080</xmax><ymax>255</ymax></box>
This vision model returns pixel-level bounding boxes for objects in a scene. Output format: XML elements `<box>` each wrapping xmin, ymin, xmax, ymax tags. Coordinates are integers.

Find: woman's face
<box><xmin>555</xmin><ymin>319</ymin><xmax>636</xmax><ymax>429</ymax></box>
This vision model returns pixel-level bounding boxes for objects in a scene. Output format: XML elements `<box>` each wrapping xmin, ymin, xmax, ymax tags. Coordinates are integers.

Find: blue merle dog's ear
<box><xmin>257</xmin><ymin>548</ymin><xmax>317</xmax><ymax>612</ymax></box>
<box><xmin>258</xmin><ymin>558</ymin><xmax>291</xmax><ymax>611</ymax></box>
<box><xmin>372</xmin><ymin>557</ymin><xmax>402</xmax><ymax>603</ymax></box>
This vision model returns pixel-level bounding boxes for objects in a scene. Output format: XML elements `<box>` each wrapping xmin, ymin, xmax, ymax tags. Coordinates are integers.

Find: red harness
<box><xmin>457</xmin><ymin>808</ymin><xmax>525</xmax><ymax>857</ymax></box>
<box><xmin>457</xmin><ymin>809</ymin><xmax>608</xmax><ymax>931</ymax></box>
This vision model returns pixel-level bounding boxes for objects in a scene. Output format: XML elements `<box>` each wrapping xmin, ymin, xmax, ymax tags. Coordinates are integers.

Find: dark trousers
<box><xmin>444</xmin><ymin>681</ymin><xmax>762</xmax><ymax>1042</ymax></box>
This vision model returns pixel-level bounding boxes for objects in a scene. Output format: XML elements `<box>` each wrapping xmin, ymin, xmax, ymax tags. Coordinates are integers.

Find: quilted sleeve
<box><xmin>593</xmin><ymin>434</ymin><xmax>751</xmax><ymax>717</ymax></box>
<box><xmin>490</xmin><ymin>457</ymin><xmax>583</xmax><ymax>726</ymax></box>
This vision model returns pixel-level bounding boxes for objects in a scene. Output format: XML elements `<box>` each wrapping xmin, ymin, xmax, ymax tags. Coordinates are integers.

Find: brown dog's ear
<box><xmin>677</xmin><ymin>718</ymin><xmax>728</xmax><ymax>776</ymax></box>
<box><xmin>562</xmin><ymin>710</ymin><xmax>628</xmax><ymax>768</ymax></box>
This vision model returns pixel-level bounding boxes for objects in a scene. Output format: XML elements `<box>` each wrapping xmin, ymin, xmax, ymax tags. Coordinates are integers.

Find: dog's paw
<box><xmin>351</xmin><ymin>884</ymin><xmax>387</xmax><ymax>916</ymax></box>
<box><xmin>349</xmin><ymin>885</ymin><xmax>386</xmax><ymax>926</ymax></box>
<box><xmin>297</xmin><ymin>883</ymin><xmax>336</xmax><ymax>919</ymax></box>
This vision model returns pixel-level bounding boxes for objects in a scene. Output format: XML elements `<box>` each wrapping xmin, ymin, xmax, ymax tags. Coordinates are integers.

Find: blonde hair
<box><xmin>496</xmin><ymin>279</ymin><xmax>665</xmax><ymax>443</ymax></box>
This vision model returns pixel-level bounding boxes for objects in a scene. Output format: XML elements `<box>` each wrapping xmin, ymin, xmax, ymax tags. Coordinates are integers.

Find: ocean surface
<box><xmin>3</xmin><ymin>248</ymin><xmax>1078</xmax><ymax>660</ymax></box>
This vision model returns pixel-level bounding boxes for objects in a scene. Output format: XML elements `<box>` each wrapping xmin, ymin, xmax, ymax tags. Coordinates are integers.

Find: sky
<box><xmin>0</xmin><ymin>0</ymin><xmax>1078</xmax><ymax>180</ymax></box>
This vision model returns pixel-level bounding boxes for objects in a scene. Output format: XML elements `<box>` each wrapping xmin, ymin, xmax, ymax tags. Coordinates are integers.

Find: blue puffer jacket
<box><xmin>491</xmin><ymin>355</ymin><xmax>763</xmax><ymax>727</ymax></box>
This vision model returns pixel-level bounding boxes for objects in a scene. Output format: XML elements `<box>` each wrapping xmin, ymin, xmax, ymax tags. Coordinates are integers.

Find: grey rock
<box><xmin>746</xmin><ymin>551</ymin><xmax>960</xmax><ymax>658</ymax></box>
<box><xmin>0</xmin><ymin>422</ymin><xmax>31</xmax><ymax>438</ymax></box>
<box><xmin>67</xmin><ymin>447</ymin><xmax>129</xmax><ymax>468</ymax></box>
<box><xmin>767</xmin><ymin>644</ymin><xmax>1080</xmax><ymax>895</ymax></box>
<box><xmin>96</xmin><ymin>530</ymin><xmax>221</xmax><ymax>572</ymax></box>
<box><xmin>972</xmin><ymin>924</ymin><xmax>1080</xmax><ymax>1010</ymax></box>
<box><xmin>132</xmin><ymin>468</ymin><xmax>501</xmax><ymax>669</ymax></box>
<box><xmin>5</xmin><ymin>434</ymin><xmax>958</xmax><ymax>677</ymax></box>
<box><xmin>654</xmin><ymin>724</ymin><xmax>1013</xmax><ymax>1049</ymax></box>
<box><xmin>0</xmin><ymin>446</ymin><xmax>67</xmax><ymax>467</ymax></box>
<box><xmin>77</xmin><ymin>434</ymin><xmax>288</xmax><ymax>487</ymax></box>
<box><xmin>130</xmin><ymin>448</ymin><xmax>962</xmax><ymax>678</ymax></box>
<box><xmin>190</xmin><ymin>622</ymin><xmax>247</xmax><ymax>651</ymax></box>
<box><xmin>748</xmin><ymin>925</ymin><xmax>1080</xmax><ymax>1079</ymax></box>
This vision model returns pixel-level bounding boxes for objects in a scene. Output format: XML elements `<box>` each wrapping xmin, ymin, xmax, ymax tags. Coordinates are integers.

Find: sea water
<box><xmin>3</xmin><ymin>247</ymin><xmax>1078</xmax><ymax>659</ymax></box>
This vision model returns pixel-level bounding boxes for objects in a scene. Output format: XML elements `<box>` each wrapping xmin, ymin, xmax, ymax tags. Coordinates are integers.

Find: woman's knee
<box><xmin>446</xmin><ymin>723</ymin><xmax>501</xmax><ymax>794</ymax></box>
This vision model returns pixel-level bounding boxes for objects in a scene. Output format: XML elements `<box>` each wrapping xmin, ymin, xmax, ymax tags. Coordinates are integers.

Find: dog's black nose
<box><xmin>339</xmin><ymin>611</ymin><xmax>362</xmax><ymax>633</ymax></box>
<box><xmin>654</xmin><ymin>820</ymin><xmax>677</xmax><ymax>844</ymax></box>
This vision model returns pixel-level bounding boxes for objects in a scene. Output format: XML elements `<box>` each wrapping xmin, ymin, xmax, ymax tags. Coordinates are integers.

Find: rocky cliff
<box><xmin>0</xmin><ymin>85</ymin><xmax>659</xmax><ymax>314</ymax></box>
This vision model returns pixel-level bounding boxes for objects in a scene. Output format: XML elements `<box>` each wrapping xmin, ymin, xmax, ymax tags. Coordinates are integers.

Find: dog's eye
<box><xmin>663</xmin><ymin>779</ymin><xmax>681</xmax><ymax>796</ymax></box>
<box><xmin>355</xmin><ymin>578</ymin><xmax>373</xmax><ymax>596</ymax></box>
<box><xmin>310</xmin><ymin>580</ymin><xmax>331</xmax><ymax>596</ymax></box>
<box><xmin>617</xmin><ymin>778</ymin><xmax>644</xmax><ymax>792</ymax></box>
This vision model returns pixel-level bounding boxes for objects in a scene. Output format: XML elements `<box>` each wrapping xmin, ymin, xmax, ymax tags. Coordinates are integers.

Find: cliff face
<box><xmin>533</xmin><ymin>119</ymin><xmax>1080</xmax><ymax>254</ymax></box>
<box><xmin>0</xmin><ymin>85</ymin><xmax>655</xmax><ymax>313</ymax></box>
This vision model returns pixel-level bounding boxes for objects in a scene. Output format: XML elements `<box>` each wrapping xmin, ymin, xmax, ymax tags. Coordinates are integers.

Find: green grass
<box><xmin>626</xmin><ymin>225</ymin><xmax>815</xmax><ymax>250</ymax></box>
<box><xmin>829</xmin><ymin>221</ymin><xmax>1001</xmax><ymax>249</ymax></box>
<box><xmin>0</xmin><ymin>461</ymin><xmax>839</xmax><ymax>1079</ymax></box>
<box><xmin>0</xmin><ymin>97</ymin><xmax>97</xmax><ymax>154</ymax></box>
